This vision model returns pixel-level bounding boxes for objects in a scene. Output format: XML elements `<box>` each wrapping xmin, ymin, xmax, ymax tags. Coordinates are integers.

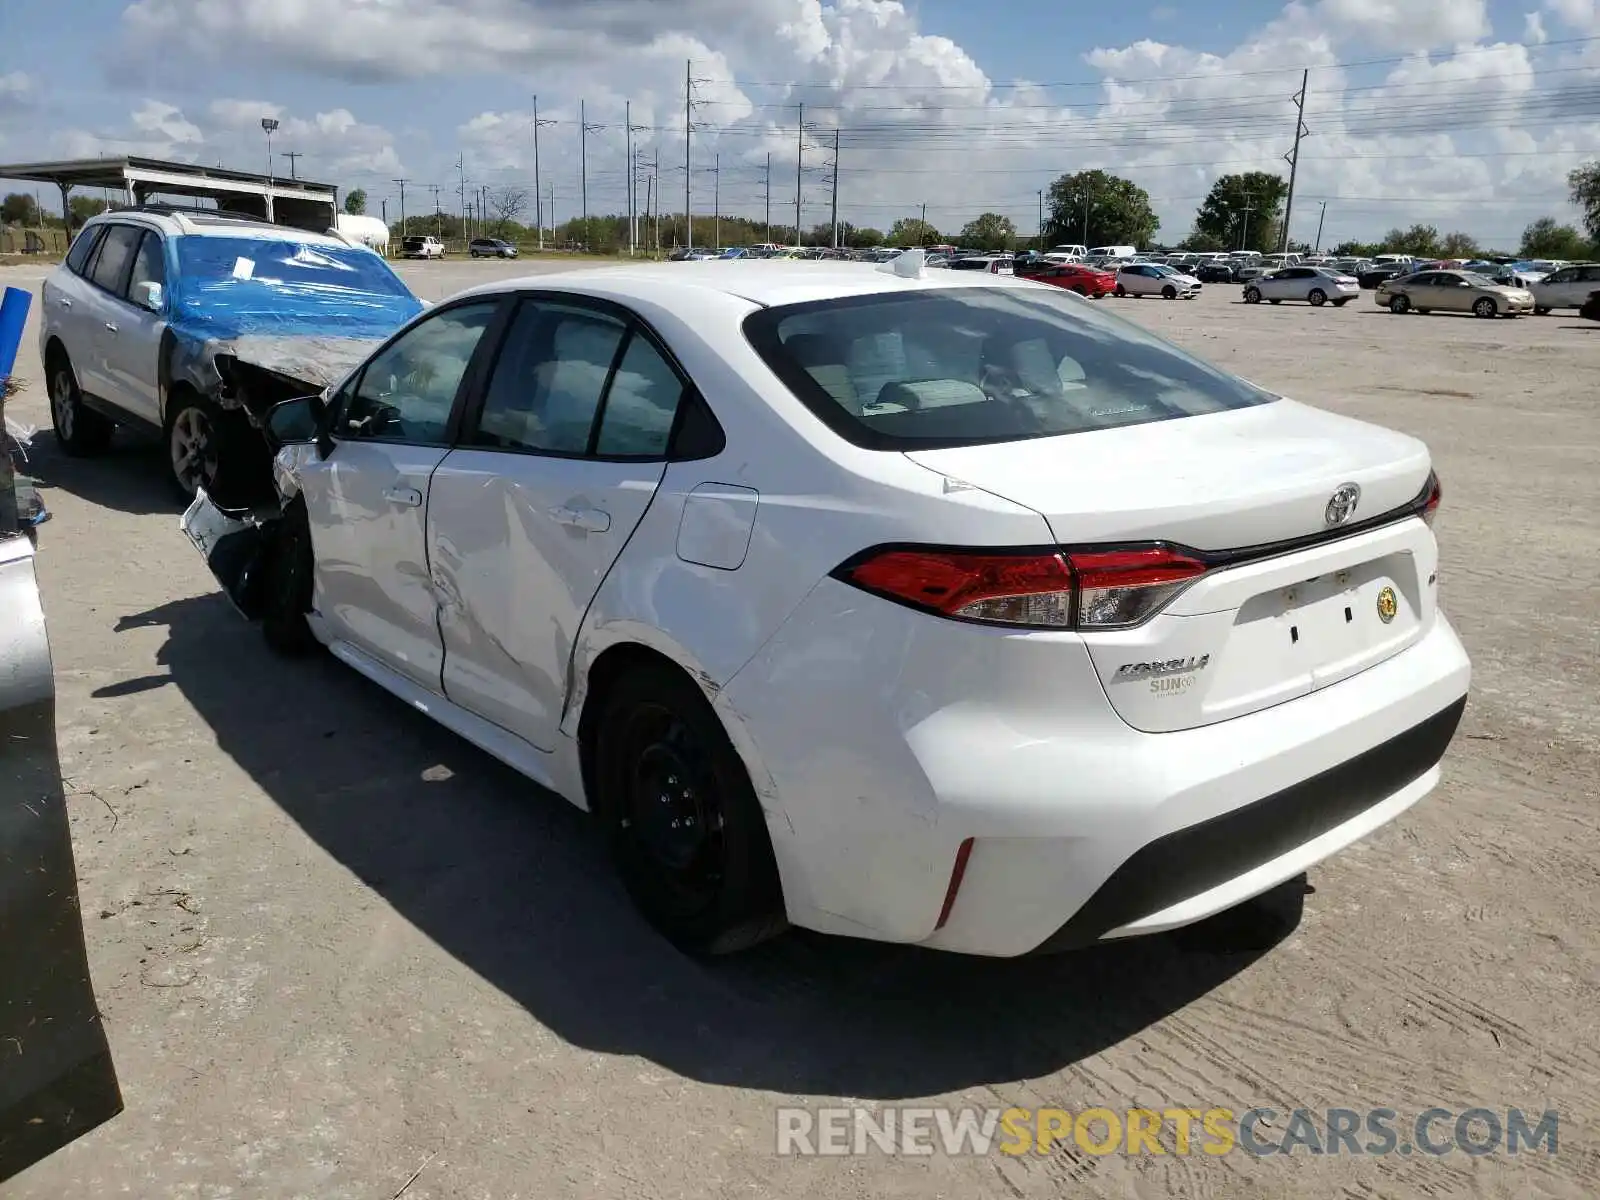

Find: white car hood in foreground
<box><xmin>905</xmin><ymin>398</ymin><xmax>1431</xmax><ymax>551</ymax></box>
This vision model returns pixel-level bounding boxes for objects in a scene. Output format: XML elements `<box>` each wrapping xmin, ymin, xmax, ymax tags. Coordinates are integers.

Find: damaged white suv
<box><xmin>40</xmin><ymin>208</ymin><xmax>422</xmax><ymax>501</ymax></box>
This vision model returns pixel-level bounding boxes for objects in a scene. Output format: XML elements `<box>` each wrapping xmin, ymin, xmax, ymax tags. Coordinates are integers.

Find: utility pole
<box><xmin>283</xmin><ymin>151</ymin><xmax>301</xmax><ymax>180</ymax></box>
<box><xmin>1314</xmin><ymin>200</ymin><xmax>1328</xmax><ymax>254</ymax></box>
<box><xmin>1081</xmin><ymin>185</ymin><xmax>1091</xmax><ymax>246</ymax></box>
<box><xmin>652</xmin><ymin>147</ymin><xmax>660</xmax><ymax>252</ymax></box>
<box><xmin>921</xmin><ymin>201</ymin><xmax>927</xmax><ymax>232</ymax></box>
<box><xmin>829</xmin><ymin>126</ymin><xmax>840</xmax><ymax>249</ymax></box>
<box><xmin>580</xmin><ymin>99</ymin><xmax>589</xmax><ymax>250</ymax></box>
<box><xmin>1281</xmin><ymin>68</ymin><xmax>1310</xmax><ymax>255</ymax></box>
<box><xmin>392</xmin><ymin>177</ymin><xmax>407</xmax><ymax>234</ymax></box>
<box><xmin>685</xmin><ymin>59</ymin><xmax>693</xmax><ymax>250</ymax></box>
<box><xmin>547</xmin><ymin>182</ymin><xmax>556</xmax><ymax>245</ymax></box>
<box><xmin>713</xmin><ymin>153</ymin><xmax>721</xmax><ymax>248</ymax></box>
<box><xmin>429</xmin><ymin>183</ymin><xmax>442</xmax><ymax>239</ymax></box>
<box><xmin>1238</xmin><ymin>193</ymin><xmax>1257</xmax><ymax>251</ymax></box>
<box><xmin>456</xmin><ymin>154</ymin><xmax>467</xmax><ymax>242</ymax></box>
<box><xmin>1038</xmin><ymin>189</ymin><xmax>1044</xmax><ymax>250</ymax></box>
<box><xmin>763</xmin><ymin>153</ymin><xmax>772</xmax><ymax>243</ymax></box>
<box><xmin>625</xmin><ymin>101</ymin><xmax>634</xmax><ymax>255</ymax></box>
<box><xmin>645</xmin><ymin>171</ymin><xmax>655</xmax><ymax>255</ymax></box>
<box><xmin>795</xmin><ymin>103</ymin><xmax>804</xmax><ymax>245</ymax></box>
<box><xmin>532</xmin><ymin>95</ymin><xmax>555</xmax><ymax>250</ymax></box>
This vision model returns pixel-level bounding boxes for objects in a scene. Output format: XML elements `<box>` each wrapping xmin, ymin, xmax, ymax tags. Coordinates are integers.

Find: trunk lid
<box><xmin>906</xmin><ymin>401</ymin><xmax>1438</xmax><ymax>732</ymax></box>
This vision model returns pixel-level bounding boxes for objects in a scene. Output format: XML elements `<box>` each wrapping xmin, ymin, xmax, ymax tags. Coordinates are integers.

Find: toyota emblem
<box><xmin>1325</xmin><ymin>483</ymin><xmax>1361</xmax><ymax>527</ymax></box>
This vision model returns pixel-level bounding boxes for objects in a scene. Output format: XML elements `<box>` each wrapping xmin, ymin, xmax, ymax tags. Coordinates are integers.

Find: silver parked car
<box><xmin>1528</xmin><ymin>263</ymin><xmax>1600</xmax><ymax>314</ymax></box>
<box><xmin>1243</xmin><ymin>266</ymin><xmax>1360</xmax><ymax>308</ymax></box>
<box><xmin>1376</xmin><ymin>270</ymin><xmax>1535</xmax><ymax>318</ymax></box>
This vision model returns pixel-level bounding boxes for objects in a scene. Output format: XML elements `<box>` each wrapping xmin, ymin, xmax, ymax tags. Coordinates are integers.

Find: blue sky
<box><xmin>2</xmin><ymin>0</ymin><xmax>1597</xmax><ymax>248</ymax></box>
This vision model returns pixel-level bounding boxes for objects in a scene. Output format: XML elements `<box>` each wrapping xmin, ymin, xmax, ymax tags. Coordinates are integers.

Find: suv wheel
<box><xmin>49</xmin><ymin>358</ymin><xmax>114</xmax><ymax>456</ymax></box>
<box><xmin>164</xmin><ymin>394</ymin><xmax>224</xmax><ymax>501</ymax></box>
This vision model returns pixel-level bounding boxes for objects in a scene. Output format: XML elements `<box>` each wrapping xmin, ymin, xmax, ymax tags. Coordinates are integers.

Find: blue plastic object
<box><xmin>0</xmin><ymin>286</ymin><xmax>32</xmax><ymax>382</ymax></box>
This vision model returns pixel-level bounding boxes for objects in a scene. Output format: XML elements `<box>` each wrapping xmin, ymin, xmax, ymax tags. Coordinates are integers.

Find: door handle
<box><xmin>57</xmin><ymin>297</ymin><xmax>72</xmax><ymax>308</ymax></box>
<box><xmin>550</xmin><ymin>504</ymin><xmax>611</xmax><ymax>533</ymax></box>
<box><xmin>383</xmin><ymin>485</ymin><xmax>423</xmax><ymax>507</ymax></box>
<box><xmin>103</xmin><ymin>322</ymin><xmax>119</xmax><ymax>333</ymax></box>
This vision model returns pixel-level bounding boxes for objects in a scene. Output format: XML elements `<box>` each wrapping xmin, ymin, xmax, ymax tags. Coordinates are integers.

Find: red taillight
<box><xmin>1068</xmin><ymin>547</ymin><xmax>1209</xmax><ymax>628</ymax></box>
<box><xmin>1420</xmin><ymin>472</ymin><xmax>1442</xmax><ymax>527</ymax></box>
<box><xmin>841</xmin><ymin>549</ymin><xmax>1075</xmax><ymax>627</ymax></box>
<box><xmin>836</xmin><ymin>544</ymin><xmax>1207</xmax><ymax>629</ymax></box>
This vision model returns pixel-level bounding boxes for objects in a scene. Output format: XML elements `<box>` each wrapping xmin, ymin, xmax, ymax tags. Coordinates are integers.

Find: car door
<box><xmin>78</xmin><ymin>223</ymin><xmax>144</xmax><ymax>404</ymax></box>
<box><xmin>426</xmin><ymin>296</ymin><xmax>696</xmax><ymax>751</ymax></box>
<box><xmin>99</xmin><ymin>229</ymin><xmax>168</xmax><ymax>426</ymax></box>
<box><xmin>1</xmin><ymin>532</ymin><xmax>123</xmax><ymax>1185</ymax></box>
<box><xmin>296</xmin><ymin>298</ymin><xmax>504</xmax><ymax>690</ymax></box>
<box><xmin>1429</xmin><ymin>271</ymin><xmax>1473</xmax><ymax>312</ymax></box>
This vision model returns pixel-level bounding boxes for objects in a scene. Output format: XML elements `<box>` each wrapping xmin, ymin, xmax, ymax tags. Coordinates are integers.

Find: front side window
<box><xmin>745</xmin><ymin>286</ymin><xmax>1276</xmax><ymax>451</ymax></box>
<box><xmin>89</xmin><ymin>225</ymin><xmax>142</xmax><ymax>294</ymax></box>
<box><xmin>341</xmin><ymin>302</ymin><xmax>499</xmax><ymax>443</ymax></box>
<box><xmin>473</xmin><ymin>302</ymin><xmax>627</xmax><ymax>454</ymax></box>
<box><xmin>127</xmin><ymin>232</ymin><xmax>166</xmax><ymax>298</ymax></box>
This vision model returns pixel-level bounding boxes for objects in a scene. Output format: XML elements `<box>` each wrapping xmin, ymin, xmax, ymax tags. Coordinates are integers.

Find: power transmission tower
<box><xmin>283</xmin><ymin>151</ymin><xmax>301</xmax><ymax>180</ymax></box>
<box><xmin>456</xmin><ymin>155</ymin><xmax>468</xmax><ymax>241</ymax></box>
<box><xmin>1281</xmin><ymin>69</ymin><xmax>1310</xmax><ymax>254</ymax></box>
<box><xmin>392</xmin><ymin>177</ymin><xmax>407</xmax><ymax>233</ymax></box>
<box><xmin>685</xmin><ymin>61</ymin><xmax>693</xmax><ymax>249</ymax></box>
<box><xmin>763</xmin><ymin>153</ymin><xmax>772</xmax><ymax>243</ymax></box>
<box><xmin>531</xmin><ymin>96</ymin><xmax>556</xmax><ymax>250</ymax></box>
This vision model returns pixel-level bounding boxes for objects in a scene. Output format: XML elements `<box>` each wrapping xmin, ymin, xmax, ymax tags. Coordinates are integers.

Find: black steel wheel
<box><xmin>595</xmin><ymin>665</ymin><xmax>785</xmax><ymax>954</ymax></box>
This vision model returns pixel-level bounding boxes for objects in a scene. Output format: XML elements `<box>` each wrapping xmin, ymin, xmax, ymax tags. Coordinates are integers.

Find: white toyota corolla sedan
<box><xmin>185</xmin><ymin>252</ymin><xmax>1470</xmax><ymax>957</ymax></box>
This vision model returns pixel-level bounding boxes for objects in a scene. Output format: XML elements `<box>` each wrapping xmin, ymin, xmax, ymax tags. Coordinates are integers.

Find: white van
<box><xmin>1050</xmin><ymin>244</ymin><xmax>1088</xmax><ymax>258</ymax></box>
<box><xmin>1088</xmin><ymin>245</ymin><xmax>1136</xmax><ymax>259</ymax></box>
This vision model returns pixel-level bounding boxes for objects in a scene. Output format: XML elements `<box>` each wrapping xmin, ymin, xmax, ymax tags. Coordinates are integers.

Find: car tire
<box><xmin>260</xmin><ymin>501</ymin><xmax>318</xmax><ymax>657</ymax></box>
<box><xmin>1244</xmin><ymin>287</ymin><xmax>1262</xmax><ymax>304</ymax></box>
<box><xmin>1389</xmin><ymin>294</ymin><xmax>1411</xmax><ymax>314</ymax></box>
<box><xmin>1162</xmin><ymin>285</ymin><xmax>1177</xmax><ymax>299</ymax></box>
<box><xmin>1308</xmin><ymin>288</ymin><xmax>1327</xmax><ymax>307</ymax></box>
<box><xmin>1114</xmin><ymin>284</ymin><xmax>1126</xmax><ymax>297</ymax></box>
<box><xmin>1269</xmin><ymin>298</ymin><xmax>1281</xmax><ymax>304</ymax></box>
<box><xmin>1473</xmin><ymin>297</ymin><xmax>1497</xmax><ymax>319</ymax></box>
<box><xmin>593</xmin><ymin>662</ymin><xmax>787</xmax><ymax>955</ymax></box>
<box><xmin>48</xmin><ymin>355</ymin><xmax>114</xmax><ymax>456</ymax></box>
<box><xmin>163</xmin><ymin>392</ymin><xmax>235</xmax><ymax>503</ymax></box>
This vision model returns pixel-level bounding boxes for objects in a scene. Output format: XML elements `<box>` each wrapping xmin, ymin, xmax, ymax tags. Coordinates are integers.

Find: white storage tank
<box><xmin>333</xmin><ymin>213</ymin><xmax>391</xmax><ymax>255</ymax></box>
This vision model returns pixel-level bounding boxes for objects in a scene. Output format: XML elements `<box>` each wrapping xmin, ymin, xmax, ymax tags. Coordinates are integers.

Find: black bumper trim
<box><xmin>1031</xmin><ymin>695</ymin><xmax>1467</xmax><ymax>953</ymax></box>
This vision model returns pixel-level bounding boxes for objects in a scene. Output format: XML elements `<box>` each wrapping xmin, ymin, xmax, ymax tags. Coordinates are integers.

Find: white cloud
<box><xmin>0</xmin><ymin>72</ymin><xmax>32</xmax><ymax>115</ymax></box>
<box><xmin>22</xmin><ymin>0</ymin><xmax>1585</xmax><ymax>247</ymax></box>
<box><xmin>1312</xmin><ymin>0</ymin><xmax>1492</xmax><ymax>48</ymax></box>
<box><xmin>1524</xmin><ymin>11</ymin><xmax>1549</xmax><ymax>42</ymax></box>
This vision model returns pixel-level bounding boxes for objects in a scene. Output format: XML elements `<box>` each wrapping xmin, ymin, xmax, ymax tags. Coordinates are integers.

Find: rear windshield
<box><xmin>743</xmin><ymin>286</ymin><xmax>1276</xmax><ymax>450</ymax></box>
<box><xmin>175</xmin><ymin>236</ymin><xmax>413</xmax><ymax>299</ymax></box>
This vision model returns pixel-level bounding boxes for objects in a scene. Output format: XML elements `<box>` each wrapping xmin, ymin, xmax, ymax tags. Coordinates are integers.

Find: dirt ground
<box><xmin>3</xmin><ymin>258</ymin><xmax>1598</xmax><ymax>1199</ymax></box>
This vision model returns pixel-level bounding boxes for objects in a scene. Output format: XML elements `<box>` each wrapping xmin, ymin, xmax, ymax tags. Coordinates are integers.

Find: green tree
<box><xmin>847</xmin><ymin>226</ymin><xmax>884</xmax><ymax>248</ymax></box>
<box><xmin>889</xmin><ymin>216</ymin><xmax>941</xmax><ymax>246</ymax></box>
<box><xmin>1381</xmin><ymin>224</ymin><xmax>1442</xmax><ymax>256</ymax></box>
<box><xmin>1</xmin><ymin>193</ymin><xmax>39</xmax><ymax>225</ymax></box>
<box><xmin>1191</xmin><ymin>172</ymin><xmax>1287</xmax><ymax>254</ymax></box>
<box><xmin>1569</xmin><ymin>161</ymin><xmax>1600</xmax><ymax>244</ymax></box>
<box><xmin>1438</xmin><ymin>231</ymin><xmax>1480</xmax><ymax>258</ymax></box>
<box><xmin>68</xmin><ymin>196</ymin><xmax>109</xmax><ymax>224</ymax></box>
<box><xmin>1045</xmin><ymin>170</ymin><xmax>1158</xmax><ymax>251</ymax></box>
<box><xmin>1519</xmin><ymin>217</ymin><xmax>1592</xmax><ymax>259</ymax></box>
<box><xmin>959</xmin><ymin>212</ymin><xmax>1017</xmax><ymax>251</ymax></box>
<box><xmin>344</xmin><ymin>188</ymin><xmax>367</xmax><ymax>216</ymax></box>
<box><xmin>1330</xmin><ymin>240</ymin><xmax>1381</xmax><ymax>257</ymax></box>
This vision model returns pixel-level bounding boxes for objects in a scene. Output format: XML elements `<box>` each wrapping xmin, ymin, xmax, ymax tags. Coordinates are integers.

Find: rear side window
<box><xmin>743</xmin><ymin>286</ymin><xmax>1275</xmax><ymax>451</ymax></box>
<box><xmin>64</xmin><ymin>227</ymin><xmax>104</xmax><ymax>276</ymax></box>
<box><xmin>89</xmin><ymin>225</ymin><xmax>142</xmax><ymax>294</ymax></box>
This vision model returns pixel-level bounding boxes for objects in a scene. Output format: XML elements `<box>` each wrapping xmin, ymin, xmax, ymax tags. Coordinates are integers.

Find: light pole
<box><xmin>260</xmin><ymin>117</ymin><xmax>279</xmax><ymax>222</ymax></box>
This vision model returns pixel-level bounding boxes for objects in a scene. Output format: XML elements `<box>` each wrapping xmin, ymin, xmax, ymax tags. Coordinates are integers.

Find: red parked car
<box><xmin>1018</xmin><ymin>262</ymin><xmax>1116</xmax><ymax>298</ymax></box>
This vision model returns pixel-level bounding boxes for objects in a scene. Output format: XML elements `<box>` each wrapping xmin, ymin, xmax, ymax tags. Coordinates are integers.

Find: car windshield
<box><xmin>176</xmin><ymin>236</ymin><xmax>413</xmax><ymax>299</ymax></box>
<box><xmin>743</xmin><ymin>286</ymin><xmax>1276</xmax><ymax>450</ymax></box>
<box><xmin>1459</xmin><ymin>272</ymin><xmax>1498</xmax><ymax>287</ymax></box>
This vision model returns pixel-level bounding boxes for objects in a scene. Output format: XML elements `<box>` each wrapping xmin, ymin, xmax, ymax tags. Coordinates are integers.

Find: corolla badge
<box><xmin>1325</xmin><ymin>482</ymin><xmax>1361</xmax><ymax>527</ymax></box>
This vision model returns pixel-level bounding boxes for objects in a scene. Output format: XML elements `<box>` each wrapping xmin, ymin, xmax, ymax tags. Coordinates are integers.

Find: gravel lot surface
<box><xmin>4</xmin><ymin>257</ymin><xmax>1598</xmax><ymax>1198</ymax></box>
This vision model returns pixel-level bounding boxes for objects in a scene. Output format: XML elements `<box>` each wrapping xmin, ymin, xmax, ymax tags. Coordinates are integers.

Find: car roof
<box><xmin>82</xmin><ymin>209</ymin><xmax>350</xmax><ymax>247</ymax></box>
<box><xmin>447</xmin><ymin>260</ymin><xmax>1047</xmax><ymax>309</ymax></box>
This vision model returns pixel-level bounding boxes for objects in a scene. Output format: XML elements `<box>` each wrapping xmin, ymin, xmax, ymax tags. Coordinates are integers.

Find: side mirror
<box><xmin>264</xmin><ymin>393</ymin><xmax>326</xmax><ymax>448</ymax></box>
<box><xmin>131</xmin><ymin>281</ymin><xmax>164</xmax><ymax>312</ymax></box>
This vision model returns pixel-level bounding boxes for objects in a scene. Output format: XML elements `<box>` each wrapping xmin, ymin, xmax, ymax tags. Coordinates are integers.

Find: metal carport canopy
<box><xmin>0</xmin><ymin>155</ymin><xmax>338</xmax><ymax>230</ymax></box>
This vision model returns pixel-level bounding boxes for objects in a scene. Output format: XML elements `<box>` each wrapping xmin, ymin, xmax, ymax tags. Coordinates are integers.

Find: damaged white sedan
<box><xmin>184</xmin><ymin>258</ymin><xmax>1470</xmax><ymax>956</ymax></box>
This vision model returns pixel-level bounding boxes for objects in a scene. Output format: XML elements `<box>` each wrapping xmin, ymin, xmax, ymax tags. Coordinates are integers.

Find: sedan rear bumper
<box><xmin>720</xmin><ymin>577</ymin><xmax>1470</xmax><ymax>956</ymax></box>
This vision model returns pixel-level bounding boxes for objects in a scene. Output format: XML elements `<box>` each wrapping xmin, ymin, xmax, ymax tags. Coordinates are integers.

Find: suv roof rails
<box><xmin>129</xmin><ymin>204</ymin><xmax>283</xmax><ymax>233</ymax></box>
